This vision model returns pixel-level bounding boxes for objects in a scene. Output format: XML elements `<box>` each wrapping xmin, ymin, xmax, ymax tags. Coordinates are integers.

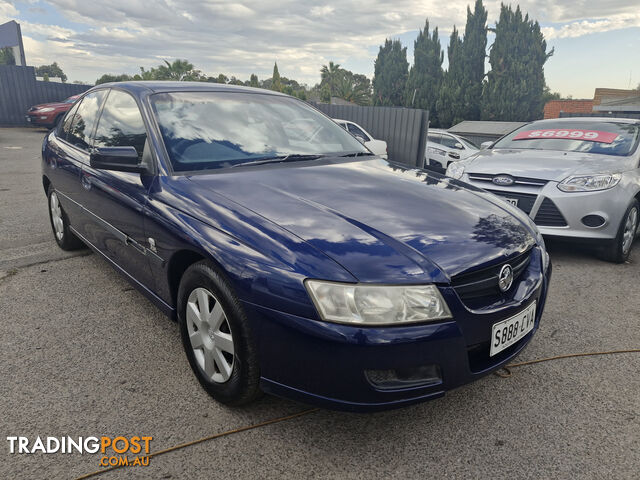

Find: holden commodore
<box><xmin>447</xmin><ymin>118</ymin><xmax>640</xmax><ymax>262</ymax></box>
<box><xmin>42</xmin><ymin>82</ymin><xmax>551</xmax><ymax>411</ymax></box>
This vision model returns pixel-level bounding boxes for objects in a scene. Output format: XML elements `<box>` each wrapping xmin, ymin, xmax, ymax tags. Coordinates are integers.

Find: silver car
<box><xmin>446</xmin><ymin>118</ymin><xmax>640</xmax><ymax>262</ymax></box>
<box><xmin>425</xmin><ymin>129</ymin><xmax>479</xmax><ymax>170</ymax></box>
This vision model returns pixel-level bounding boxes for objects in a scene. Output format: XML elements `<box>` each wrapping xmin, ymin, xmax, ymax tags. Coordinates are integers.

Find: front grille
<box><xmin>468</xmin><ymin>173</ymin><xmax>548</xmax><ymax>187</ymax></box>
<box><xmin>485</xmin><ymin>190</ymin><xmax>537</xmax><ymax>215</ymax></box>
<box><xmin>451</xmin><ymin>250</ymin><xmax>531</xmax><ymax>301</ymax></box>
<box><xmin>534</xmin><ymin>198</ymin><xmax>568</xmax><ymax>227</ymax></box>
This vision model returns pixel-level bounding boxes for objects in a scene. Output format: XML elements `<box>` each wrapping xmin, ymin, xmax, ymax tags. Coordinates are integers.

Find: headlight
<box><xmin>446</xmin><ymin>162</ymin><xmax>465</xmax><ymax>179</ymax></box>
<box><xmin>557</xmin><ymin>174</ymin><xmax>621</xmax><ymax>192</ymax></box>
<box><xmin>37</xmin><ymin>107</ymin><xmax>55</xmax><ymax>113</ymax></box>
<box><xmin>305</xmin><ymin>280</ymin><xmax>452</xmax><ymax>325</ymax></box>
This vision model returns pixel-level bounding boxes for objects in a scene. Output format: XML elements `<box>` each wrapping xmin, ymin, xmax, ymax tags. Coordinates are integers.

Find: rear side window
<box><xmin>94</xmin><ymin>90</ymin><xmax>147</xmax><ymax>159</ymax></box>
<box><xmin>347</xmin><ymin>123</ymin><xmax>370</xmax><ymax>142</ymax></box>
<box><xmin>66</xmin><ymin>90</ymin><xmax>107</xmax><ymax>150</ymax></box>
<box><xmin>58</xmin><ymin>101</ymin><xmax>82</xmax><ymax>142</ymax></box>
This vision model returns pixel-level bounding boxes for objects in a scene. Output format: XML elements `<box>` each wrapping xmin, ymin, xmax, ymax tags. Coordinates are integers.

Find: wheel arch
<box><xmin>43</xmin><ymin>175</ymin><xmax>51</xmax><ymax>196</ymax></box>
<box><xmin>166</xmin><ymin>248</ymin><xmax>235</xmax><ymax>314</ymax></box>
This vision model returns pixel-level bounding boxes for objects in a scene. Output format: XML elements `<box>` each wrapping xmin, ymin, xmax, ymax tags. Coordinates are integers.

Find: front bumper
<box><xmin>464</xmin><ymin>176</ymin><xmax>631</xmax><ymax>241</ymax></box>
<box><xmin>26</xmin><ymin>113</ymin><xmax>57</xmax><ymax>126</ymax></box>
<box><xmin>242</xmin><ymin>250</ymin><xmax>551</xmax><ymax>411</ymax></box>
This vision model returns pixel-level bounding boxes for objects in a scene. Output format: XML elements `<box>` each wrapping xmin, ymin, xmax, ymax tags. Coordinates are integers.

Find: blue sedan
<box><xmin>42</xmin><ymin>82</ymin><xmax>551</xmax><ymax>411</ymax></box>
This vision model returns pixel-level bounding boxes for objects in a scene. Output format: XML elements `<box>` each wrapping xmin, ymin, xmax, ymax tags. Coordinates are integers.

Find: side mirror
<box><xmin>454</xmin><ymin>142</ymin><xmax>464</xmax><ymax>150</ymax></box>
<box><xmin>480</xmin><ymin>141</ymin><xmax>494</xmax><ymax>149</ymax></box>
<box><xmin>354</xmin><ymin>134</ymin><xmax>367</xmax><ymax>144</ymax></box>
<box><xmin>90</xmin><ymin>146</ymin><xmax>147</xmax><ymax>173</ymax></box>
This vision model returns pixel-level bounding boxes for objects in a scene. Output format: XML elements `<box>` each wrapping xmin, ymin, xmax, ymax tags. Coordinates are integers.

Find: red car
<box><xmin>25</xmin><ymin>94</ymin><xmax>80</xmax><ymax>128</ymax></box>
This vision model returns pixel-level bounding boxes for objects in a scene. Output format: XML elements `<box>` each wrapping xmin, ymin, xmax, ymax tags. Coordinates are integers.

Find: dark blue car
<box><xmin>42</xmin><ymin>82</ymin><xmax>551</xmax><ymax>411</ymax></box>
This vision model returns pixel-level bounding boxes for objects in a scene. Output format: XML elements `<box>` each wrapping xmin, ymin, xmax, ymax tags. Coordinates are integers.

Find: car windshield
<box><xmin>151</xmin><ymin>91</ymin><xmax>368</xmax><ymax>172</ymax></box>
<box><xmin>459</xmin><ymin>137</ymin><xmax>478</xmax><ymax>149</ymax></box>
<box><xmin>493</xmin><ymin>120</ymin><xmax>640</xmax><ymax>157</ymax></box>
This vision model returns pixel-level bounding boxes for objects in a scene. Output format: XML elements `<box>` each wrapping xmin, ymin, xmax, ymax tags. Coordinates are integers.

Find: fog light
<box><xmin>581</xmin><ymin>214</ymin><xmax>606</xmax><ymax>228</ymax></box>
<box><xmin>365</xmin><ymin>364</ymin><xmax>442</xmax><ymax>390</ymax></box>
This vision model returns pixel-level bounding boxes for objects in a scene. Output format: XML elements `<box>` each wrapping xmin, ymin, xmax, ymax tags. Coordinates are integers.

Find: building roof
<box><xmin>593</xmin><ymin>94</ymin><xmax>640</xmax><ymax>112</ymax></box>
<box><xmin>448</xmin><ymin>121</ymin><xmax>527</xmax><ymax>136</ymax></box>
<box><xmin>593</xmin><ymin>88</ymin><xmax>638</xmax><ymax>106</ymax></box>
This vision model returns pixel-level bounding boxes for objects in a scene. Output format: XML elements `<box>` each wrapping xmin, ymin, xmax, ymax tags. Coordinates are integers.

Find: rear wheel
<box><xmin>600</xmin><ymin>199</ymin><xmax>639</xmax><ymax>263</ymax></box>
<box><xmin>177</xmin><ymin>261</ymin><xmax>261</xmax><ymax>405</ymax></box>
<box><xmin>47</xmin><ymin>186</ymin><xmax>84</xmax><ymax>251</ymax></box>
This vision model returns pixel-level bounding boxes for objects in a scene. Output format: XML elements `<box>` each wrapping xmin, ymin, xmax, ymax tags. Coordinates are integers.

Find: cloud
<box><xmin>0</xmin><ymin>0</ymin><xmax>638</xmax><ymax>86</ymax></box>
<box><xmin>542</xmin><ymin>13</ymin><xmax>640</xmax><ymax>39</ymax></box>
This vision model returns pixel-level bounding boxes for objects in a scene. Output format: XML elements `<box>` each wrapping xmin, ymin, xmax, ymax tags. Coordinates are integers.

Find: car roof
<box><xmin>93</xmin><ymin>81</ymin><xmax>287</xmax><ymax>97</ymax></box>
<box><xmin>332</xmin><ymin>118</ymin><xmax>352</xmax><ymax>123</ymax></box>
<box><xmin>533</xmin><ymin>117</ymin><xmax>640</xmax><ymax>125</ymax></box>
<box><xmin>428</xmin><ymin>129</ymin><xmax>453</xmax><ymax>134</ymax></box>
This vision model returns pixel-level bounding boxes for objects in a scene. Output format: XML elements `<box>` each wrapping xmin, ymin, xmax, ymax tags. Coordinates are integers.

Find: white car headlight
<box><xmin>305</xmin><ymin>280</ymin><xmax>452</xmax><ymax>325</ymax></box>
<box><xmin>557</xmin><ymin>174</ymin><xmax>621</xmax><ymax>192</ymax></box>
<box><xmin>37</xmin><ymin>107</ymin><xmax>55</xmax><ymax>113</ymax></box>
<box><xmin>446</xmin><ymin>162</ymin><xmax>465</xmax><ymax>179</ymax></box>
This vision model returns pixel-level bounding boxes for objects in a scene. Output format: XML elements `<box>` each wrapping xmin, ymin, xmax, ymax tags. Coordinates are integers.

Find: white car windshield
<box><xmin>151</xmin><ymin>91</ymin><xmax>368</xmax><ymax>172</ymax></box>
<box><xmin>494</xmin><ymin>121</ymin><xmax>640</xmax><ymax>157</ymax></box>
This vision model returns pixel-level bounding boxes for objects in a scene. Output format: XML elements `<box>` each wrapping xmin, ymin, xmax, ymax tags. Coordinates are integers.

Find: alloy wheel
<box><xmin>50</xmin><ymin>191</ymin><xmax>64</xmax><ymax>241</ymax></box>
<box><xmin>622</xmin><ymin>207</ymin><xmax>638</xmax><ymax>255</ymax></box>
<box><xmin>186</xmin><ymin>287</ymin><xmax>235</xmax><ymax>383</ymax></box>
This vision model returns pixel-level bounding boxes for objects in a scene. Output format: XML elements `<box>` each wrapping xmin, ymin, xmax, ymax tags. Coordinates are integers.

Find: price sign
<box><xmin>512</xmin><ymin>129</ymin><xmax>619</xmax><ymax>144</ymax></box>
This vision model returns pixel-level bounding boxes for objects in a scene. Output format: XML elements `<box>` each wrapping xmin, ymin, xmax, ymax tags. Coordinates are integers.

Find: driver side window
<box><xmin>93</xmin><ymin>90</ymin><xmax>147</xmax><ymax>160</ymax></box>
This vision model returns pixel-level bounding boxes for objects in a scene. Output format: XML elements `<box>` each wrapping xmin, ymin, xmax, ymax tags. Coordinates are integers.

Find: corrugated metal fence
<box><xmin>312</xmin><ymin>103</ymin><xmax>429</xmax><ymax>167</ymax></box>
<box><xmin>0</xmin><ymin>65</ymin><xmax>91</xmax><ymax>126</ymax></box>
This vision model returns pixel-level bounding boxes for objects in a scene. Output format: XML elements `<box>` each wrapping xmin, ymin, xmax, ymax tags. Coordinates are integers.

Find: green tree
<box><xmin>154</xmin><ymin>59</ymin><xmax>203</xmax><ymax>81</ymax></box>
<box><xmin>373</xmin><ymin>39</ymin><xmax>408</xmax><ymax>106</ymax></box>
<box><xmin>95</xmin><ymin>73</ymin><xmax>134</xmax><ymax>85</ymax></box>
<box><xmin>320</xmin><ymin>61</ymin><xmax>342</xmax><ymax>98</ymax></box>
<box><xmin>249</xmin><ymin>73</ymin><xmax>259</xmax><ymax>87</ymax></box>
<box><xmin>0</xmin><ymin>47</ymin><xmax>15</xmax><ymax>65</ymax></box>
<box><xmin>271</xmin><ymin>62</ymin><xmax>282</xmax><ymax>92</ymax></box>
<box><xmin>542</xmin><ymin>84</ymin><xmax>562</xmax><ymax>104</ymax></box>
<box><xmin>404</xmin><ymin>20</ymin><xmax>443</xmax><ymax>123</ymax></box>
<box><xmin>437</xmin><ymin>27</ymin><xmax>465</xmax><ymax>127</ymax></box>
<box><xmin>35</xmin><ymin>62</ymin><xmax>67</xmax><ymax>82</ymax></box>
<box><xmin>461</xmin><ymin>0</ymin><xmax>488</xmax><ymax>121</ymax></box>
<box><xmin>481</xmin><ymin>4</ymin><xmax>553</xmax><ymax>121</ymax></box>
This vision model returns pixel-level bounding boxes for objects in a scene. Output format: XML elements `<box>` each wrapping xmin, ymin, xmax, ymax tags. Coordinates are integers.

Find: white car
<box><xmin>333</xmin><ymin>119</ymin><xmax>387</xmax><ymax>159</ymax></box>
<box><xmin>425</xmin><ymin>129</ymin><xmax>479</xmax><ymax>170</ymax></box>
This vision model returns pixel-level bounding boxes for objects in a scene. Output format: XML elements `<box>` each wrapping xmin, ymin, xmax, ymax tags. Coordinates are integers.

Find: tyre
<box><xmin>600</xmin><ymin>199</ymin><xmax>639</xmax><ymax>263</ymax></box>
<box><xmin>47</xmin><ymin>186</ymin><xmax>85</xmax><ymax>251</ymax></box>
<box><xmin>177</xmin><ymin>261</ymin><xmax>261</xmax><ymax>405</ymax></box>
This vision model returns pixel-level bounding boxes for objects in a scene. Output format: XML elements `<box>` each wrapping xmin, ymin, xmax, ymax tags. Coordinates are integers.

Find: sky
<box><xmin>1</xmin><ymin>0</ymin><xmax>639</xmax><ymax>98</ymax></box>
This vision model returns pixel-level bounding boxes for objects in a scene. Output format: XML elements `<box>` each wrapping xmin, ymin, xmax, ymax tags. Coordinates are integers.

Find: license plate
<box><xmin>504</xmin><ymin>197</ymin><xmax>518</xmax><ymax>207</ymax></box>
<box><xmin>490</xmin><ymin>302</ymin><xmax>536</xmax><ymax>356</ymax></box>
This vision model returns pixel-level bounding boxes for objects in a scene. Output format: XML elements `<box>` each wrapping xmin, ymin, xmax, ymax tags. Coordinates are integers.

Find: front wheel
<box><xmin>600</xmin><ymin>199</ymin><xmax>639</xmax><ymax>263</ymax></box>
<box><xmin>177</xmin><ymin>261</ymin><xmax>261</xmax><ymax>406</ymax></box>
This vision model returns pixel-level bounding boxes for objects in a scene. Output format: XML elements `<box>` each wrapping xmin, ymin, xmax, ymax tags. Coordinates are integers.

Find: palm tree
<box><xmin>320</xmin><ymin>61</ymin><xmax>342</xmax><ymax>97</ymax></box>
<box><xmin>155</xmin><ymin>59</ymin><xmax>202</xmax><ymax>81</ymax></box>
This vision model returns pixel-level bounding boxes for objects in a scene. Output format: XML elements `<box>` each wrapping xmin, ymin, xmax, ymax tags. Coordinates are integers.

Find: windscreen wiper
<box><xmin>339</xmin><ymin>151</ymin><xmax>375</xmax><ymax>157</ymax></box>
<box><xmin>231</xmin><ymin>154</ymin><xmax>324</xmax><ymax>168</ymax></box>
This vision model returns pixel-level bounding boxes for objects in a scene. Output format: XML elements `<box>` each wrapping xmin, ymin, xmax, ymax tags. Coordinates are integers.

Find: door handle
<box><xmin>448</xmin><ymin>152</ymin><xmax>460</xmax><ymax>159</ymax></box>
<box><xmin>81</xmin><ymin>174</ymin><xmax>92</xmax><ymax>190</ymax></box>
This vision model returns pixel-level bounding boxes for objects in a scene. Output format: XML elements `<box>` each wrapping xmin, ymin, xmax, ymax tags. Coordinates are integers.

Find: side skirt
<box><xmin>69</xmin><ymin>226</ymin><xmax>176</xmax><ymax>320</ymax></box>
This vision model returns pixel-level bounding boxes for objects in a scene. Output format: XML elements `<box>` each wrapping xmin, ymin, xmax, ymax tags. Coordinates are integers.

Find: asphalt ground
<box><xmin>1</xmin><ymin>127</ymin><xmax>638</xmax><ymax>479</ymax></box>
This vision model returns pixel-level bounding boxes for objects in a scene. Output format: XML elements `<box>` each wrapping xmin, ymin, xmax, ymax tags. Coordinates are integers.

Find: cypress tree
<box><xmin>436</xmin><ymin>27</ymin><xmax>465</xmax><ymax>128</ymax></box>
<box><xmin>404</xmin><ymin>20</ymin><xmax>444</xmax><ymax>124</ymax></box>
<box><xmin>372</xmin><ymin>39</ymin><xmax>408</xmax><ymax>106</ymax></box>
<box><xmin>461</xmin><ymin>0</ymin><xmax>488</xmax><ymax>121</ymax></box>
<box><xmin>481</xmin><ymin>4</ymin><xmax>553</xmax><ymax>121</ymax></box>
<box><xmin>271</xmin><ymin>62</ymin><xmax>282</xmax><ymax>92</ymax></box>
<box><xmin>249</xmin><ymin>74</ymin><xmax>259</xmax><ymax>88</ymax></box>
